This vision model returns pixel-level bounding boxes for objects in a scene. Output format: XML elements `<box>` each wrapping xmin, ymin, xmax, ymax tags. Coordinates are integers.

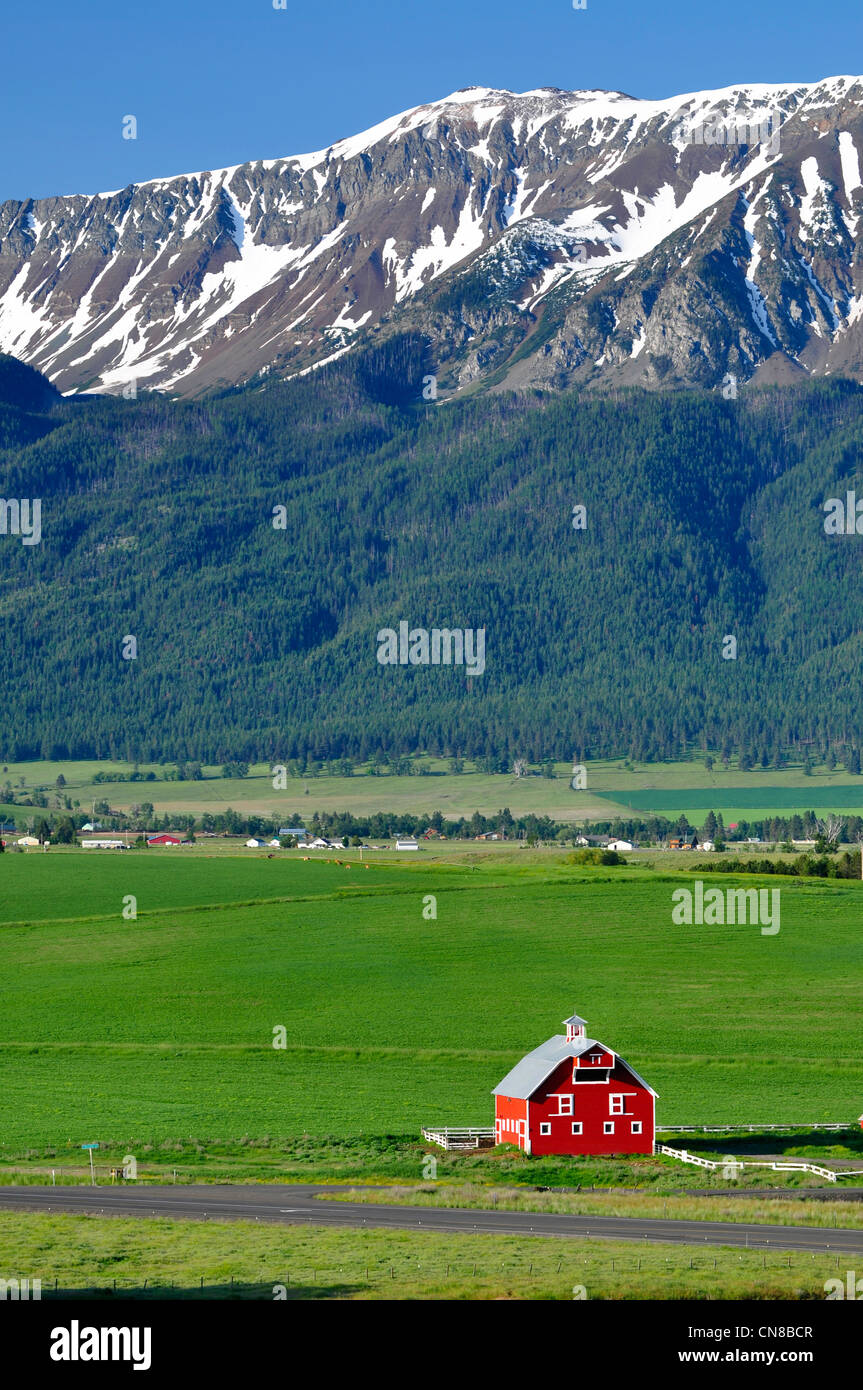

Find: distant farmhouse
<box><xmin>492</xmin><ymin>1011</ymin><xmax>657</xmax><ymax>1156</ymax></box>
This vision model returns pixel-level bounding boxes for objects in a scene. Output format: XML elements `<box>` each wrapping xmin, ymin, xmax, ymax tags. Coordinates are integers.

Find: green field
<box><xmin>5</xmin><ymin>754</ymin><xmax>863</xmax><ymax>825</ymax></box>
<box><xmin>0</xmin><ymin>852</ymin><xmax>860</xmax><ymax>1151</ymax></box>
<box><xmin>617</xmin><ymin>786</ymin><xmax>863</xmax><ymax>815</ymax></box>
<box><xmin>0</xmin><ymin>1210</ymin><xmax>839</xmax><ymax>1301</ymax></box>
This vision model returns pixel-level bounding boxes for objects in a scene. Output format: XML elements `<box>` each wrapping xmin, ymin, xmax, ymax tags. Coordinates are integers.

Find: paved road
<box><xmin>1</xmin><ymin>1185</ymin><xmax>862</xmax><ymax>1254</ymax></box>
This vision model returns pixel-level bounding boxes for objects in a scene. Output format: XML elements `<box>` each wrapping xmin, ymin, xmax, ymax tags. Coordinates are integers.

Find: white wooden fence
<box><xmin>657</xmin><ymin>1144</ymin><xmax>859</xmax><ymax>1182</ymax></box>
<box><xmin>422</xmin><ymin>1127</ymin><xmax>496</xmax><ymax>1151</ymax></box>
<box><xmin>660</xmin><ymin>1123</ymin><xmax>851</xmax><ymax>1134</ymax></box>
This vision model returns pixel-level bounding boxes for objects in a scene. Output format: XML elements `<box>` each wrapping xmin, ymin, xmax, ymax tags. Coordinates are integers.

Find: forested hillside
<box><xmin>0</xmin><ymin>344</ymin><xmax>861</xmax><ymax>766</ymax></box>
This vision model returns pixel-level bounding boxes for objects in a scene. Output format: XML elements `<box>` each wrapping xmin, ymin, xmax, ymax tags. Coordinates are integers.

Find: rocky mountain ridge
<box><xmin>1</xmin><ymin>77</ymin><xmax>862</xmax><ymax>396</ymax></box>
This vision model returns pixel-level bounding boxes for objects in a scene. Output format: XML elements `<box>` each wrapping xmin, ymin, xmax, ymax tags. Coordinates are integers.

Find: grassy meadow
<box><xmin>0</xmin><ymin>851</ymin><xmax>861</xmax><ymax>1157</ymax></box>
<box><xmin>5</xmin><ymin>753</ymin><xmax>863</xmax><ymax>825</ymax></box>
<box><xmin>0</xmin><ymin>1209</ymin><xmax>841</xmax><ymax>1301</ymax></box>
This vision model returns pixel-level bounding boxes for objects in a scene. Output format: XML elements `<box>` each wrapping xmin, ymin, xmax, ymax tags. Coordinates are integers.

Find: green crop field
<box><xmin>0</xmin><ymin>852</ymin><xmax>860</xmax><ymax>1153</ymax></box>
<box><xmin>613</xmin><ymin>786</ymin><xmax>863</xmax><ymax>817</ymax></box>
<box><xmin>5</xmin><ymin>754</ymin><xmax>863</xmax><ymax>825</ymax></box>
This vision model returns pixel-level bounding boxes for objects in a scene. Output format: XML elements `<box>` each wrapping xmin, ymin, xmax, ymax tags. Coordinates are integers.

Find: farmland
<box><xmin>0</xmin><ymin>851</ymin><xmax>861</xmax><ymax>1158</ymax></box>
<box><xmin>5</xmin><ymin>754</ymin><xmax>863</xmax><ymax>827</ymax></box>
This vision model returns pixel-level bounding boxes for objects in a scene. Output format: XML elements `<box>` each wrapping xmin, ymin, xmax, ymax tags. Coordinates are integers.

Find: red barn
<box><xmin>492</xmin><ymin>1011</ymin><xmax>657</xmax><ymax>1156</ymax></box>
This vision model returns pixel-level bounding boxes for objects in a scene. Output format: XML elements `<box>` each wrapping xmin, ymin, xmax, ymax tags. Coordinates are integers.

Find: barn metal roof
<box><xmin>492</xmin><ymin>1034</ymin><xmax>658</xmax><ymax>1099</ymax></box>
<box><xmin>562</xmin><ymin>1013</ymin><xmax>588</xmax><ymax>1026</ymax></box>
<box><xmin>492</xmin><ymin>1035</ymin><xmax>599</xmax><ymax>1098</ymax></box>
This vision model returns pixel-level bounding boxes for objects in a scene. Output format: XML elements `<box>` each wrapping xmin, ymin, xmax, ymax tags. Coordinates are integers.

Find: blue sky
<box><xmin>2</xmin><ymin>0</ymin><xmax>862</xmax><ymax>201</ymax></box>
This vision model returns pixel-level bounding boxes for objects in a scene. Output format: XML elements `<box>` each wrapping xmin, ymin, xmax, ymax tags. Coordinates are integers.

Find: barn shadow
<box><xmin>674</xmin><ymin>1127</ymin><xmax>863</xmax><ymax>1159</ymax></box>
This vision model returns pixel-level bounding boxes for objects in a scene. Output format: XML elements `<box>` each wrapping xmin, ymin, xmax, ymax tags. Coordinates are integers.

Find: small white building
<box><xmin>607</xmin><ymin>839</ymin><xmax>634</xmax><ymax>852</ymax></box>
<box><xmin>395</xmin><ymin>838</ymin><xmax>419</xmax><ymax>851</ymax></box>
<box><xmin>245</xmin><ymin>837</ymin><xmax>266</xmax><ymax>848</ymax></box>
<box><xmin>17</xmin><ymin>836</ymin><xmax>40</xmax><ymax>847</ymax></box>
<box><xmin>81</xmin><ymin>838</ymin><xmax>125</xmax><ymax>849</ymax></box>
<box><xmin>699</xmin><ymin>840</ymin><xmax>716</xmax><ymax>852</ymax></box>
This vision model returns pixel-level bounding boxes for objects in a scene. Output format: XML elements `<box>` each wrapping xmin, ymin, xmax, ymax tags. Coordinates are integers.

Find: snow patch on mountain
<box><xmin>838</xmin><ymin>131</ymin><xmax>861</xmax><ymax>235</ymax></box>
<box><xmin>742</xmin><ymin>182</ymin><xmax>778</xmax><ymax>347</ymax></box>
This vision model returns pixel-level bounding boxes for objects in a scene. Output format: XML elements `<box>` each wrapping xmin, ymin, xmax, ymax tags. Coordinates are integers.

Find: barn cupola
<box><xmin>563</xmin><ymin>1012</ymin><xmax>588</xmax><ymax>1042</ymax></box>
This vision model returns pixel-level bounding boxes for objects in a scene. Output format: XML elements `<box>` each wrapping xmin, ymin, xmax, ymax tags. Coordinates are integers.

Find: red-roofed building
<box><xmin>492</xmin><ymin>1011</ymin><xmax>657</xmax><ymax>1156</ymax></box>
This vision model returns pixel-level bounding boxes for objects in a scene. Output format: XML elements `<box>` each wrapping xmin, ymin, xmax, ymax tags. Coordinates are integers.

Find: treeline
<box><xmin>4</xmin><ymin>792</ymin><xmax>861</xmax><ymax>849</ymax></box>
<box><xmin>572</xmin><ymin>811</ymin><xmax>863</xmax><ymax>842</ymax></box>
<box><xmin>1</xmin><ymin>346</ymin><xmax>863</xmax><ymax>764</ymax></box>
<box><xmin>0</xmin><ymin>805</ymin><xmax>561</xmax><ymax>842</ymax></box>
<box><xmin>700</xmin><ymin>853</ymin><xmax>862</xmax><ymax>878</ymax></box>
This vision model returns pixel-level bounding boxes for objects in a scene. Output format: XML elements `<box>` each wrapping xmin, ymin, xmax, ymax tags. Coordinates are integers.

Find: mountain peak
<box><xmin>2</xmin><ymin>76</ymin><xmax>863</xmax><ymax>397</ymax></box>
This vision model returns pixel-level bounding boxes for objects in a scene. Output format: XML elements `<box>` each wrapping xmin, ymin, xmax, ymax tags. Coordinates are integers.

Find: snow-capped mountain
<box><xmin>2</xmin><ymin>77</ymin><xmax>863</xmax><ymax>396</ymax></box>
